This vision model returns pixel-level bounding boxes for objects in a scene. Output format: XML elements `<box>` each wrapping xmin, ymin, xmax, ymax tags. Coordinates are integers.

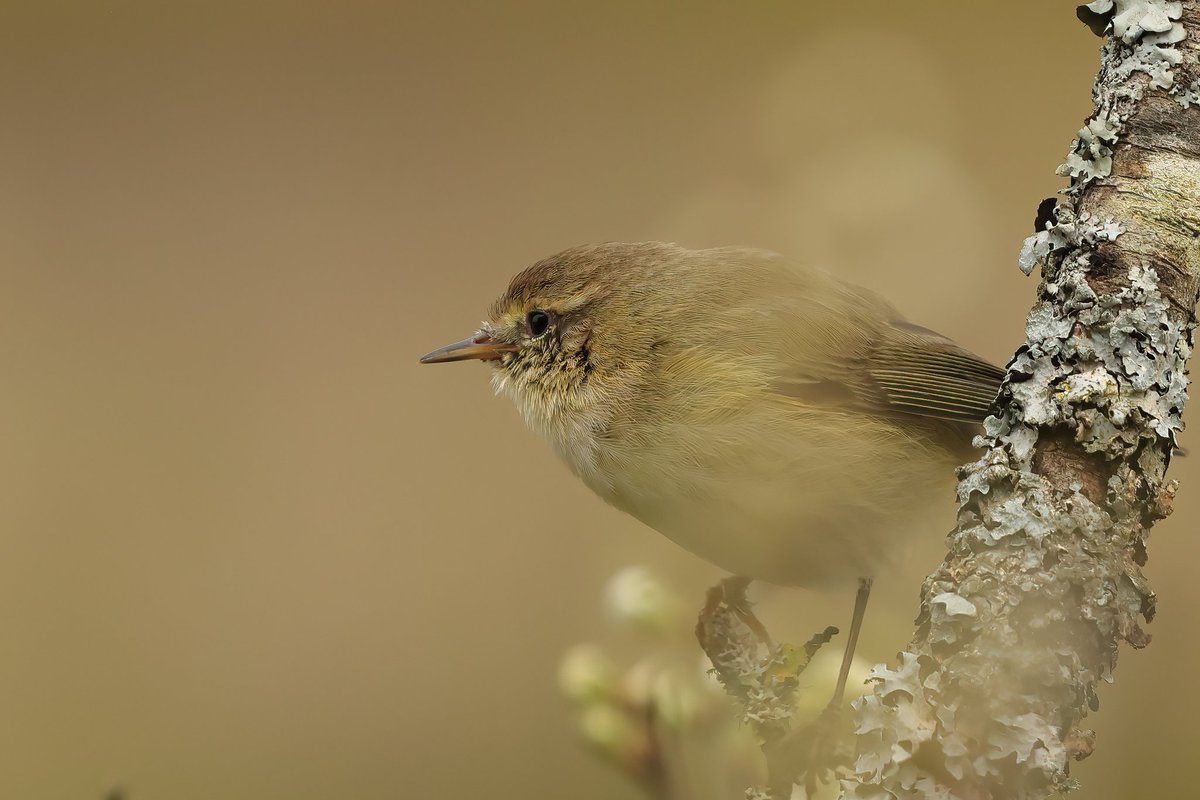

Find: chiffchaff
<box><xmin>421</xmin><ymin>242</ymin><xmax>1003</xmax><ymax>703</ymax></box>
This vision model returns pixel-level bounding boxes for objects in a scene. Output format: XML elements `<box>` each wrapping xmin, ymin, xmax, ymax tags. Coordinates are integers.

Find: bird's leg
<box><xmin>773</xmin><ymin>576</ymin><xmax>874</xmax><ymax>794</ymax></box>
<box><xmin>719</xmin><ymin>575</ymin><xmax>774</xmax><ymax>650</ymax></box>
<box><xmin>831</xmin><ymin>575</ymin><xmax>873</xmax><ymax>708</ymax></box>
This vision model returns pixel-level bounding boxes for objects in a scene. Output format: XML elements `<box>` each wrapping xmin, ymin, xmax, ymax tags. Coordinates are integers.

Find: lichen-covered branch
<box><xmin>842</xmin><ymin>3</ymin><xmax>1200</xmax><ymax>798</ymax></box>
<box><xmin>695</xmin><ymin>578</ymin><xmax>842</xmax><ymax>799</ymax></box>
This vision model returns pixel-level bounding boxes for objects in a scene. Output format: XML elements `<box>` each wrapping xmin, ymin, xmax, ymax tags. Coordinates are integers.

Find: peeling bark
<box><xmin>842</xmin><ymin>3</ymin><xmax>1200</xmax><ymax>798</ymax></box>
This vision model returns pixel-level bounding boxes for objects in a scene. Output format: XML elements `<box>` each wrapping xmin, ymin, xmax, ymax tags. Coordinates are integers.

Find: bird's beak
<box><xmin>419</xmin><ymin>333</ymin><xmax>518</xmax><ymax>364</ymax></box>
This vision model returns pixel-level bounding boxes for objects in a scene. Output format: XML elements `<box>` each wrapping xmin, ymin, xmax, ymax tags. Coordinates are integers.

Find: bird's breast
<box><xmin>497</xmin><ymin>364</ymin><xmax>960</xmax><ymax>587</ymax></box>
<box><xmin>589</xmin><ymin>403</ymin><xmax>959</xmax><ymax>587</ymax></box>
<box><xmin>494</xmin><ymin>369</ymin><xmax>614</xmax><ymax>490</ymax></box>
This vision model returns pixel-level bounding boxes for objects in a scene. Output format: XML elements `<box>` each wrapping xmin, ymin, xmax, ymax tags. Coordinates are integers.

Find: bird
<box><xmin>419</xmin><ymin>241</ymin><xmax>1004</xmax><ymax>708</ymax></box>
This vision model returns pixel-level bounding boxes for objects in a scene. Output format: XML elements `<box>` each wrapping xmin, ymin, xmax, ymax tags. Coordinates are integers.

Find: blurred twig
<box><xmin>560</xmin><ymin>568</ymin><xmax>766</xmax><ymax>800</ymax></box>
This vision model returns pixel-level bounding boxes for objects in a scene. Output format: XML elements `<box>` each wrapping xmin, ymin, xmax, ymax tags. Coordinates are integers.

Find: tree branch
<box><xmin>843</xmin><ymin>3</ymin><xmax>1200</xmax><ymax>798</ymax></box>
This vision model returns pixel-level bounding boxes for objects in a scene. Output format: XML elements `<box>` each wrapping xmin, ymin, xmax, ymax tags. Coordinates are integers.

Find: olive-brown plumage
<box><xmin>421</xmin><ymin>242</ymin><xmax>1004</xmax><ymax>587</ymax></box>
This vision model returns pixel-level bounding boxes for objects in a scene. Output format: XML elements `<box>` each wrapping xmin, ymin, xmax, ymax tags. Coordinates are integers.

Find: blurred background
<box><xmin>3</xmin><ymin>1</ymin><xmax>1196</xmax><ymax>798</ymax></box>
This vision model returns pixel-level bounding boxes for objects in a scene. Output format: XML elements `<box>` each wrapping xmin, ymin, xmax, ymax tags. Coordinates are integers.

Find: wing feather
<box><xmin>863</xmin><ymin>326</ymin><xmax>1006</xmax><ymax>424</ymax></box>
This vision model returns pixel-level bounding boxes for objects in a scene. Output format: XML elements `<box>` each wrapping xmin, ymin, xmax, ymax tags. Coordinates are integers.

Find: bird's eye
<box><xmin>527</xmin><ymin>310</ymin><xmax>551</xmax><ymax>337</ymax></box>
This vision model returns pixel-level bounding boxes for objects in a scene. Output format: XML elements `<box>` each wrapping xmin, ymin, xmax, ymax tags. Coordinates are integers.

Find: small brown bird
<box><xmin>420</xmin><ymin>242</ymin><xmax>1004</xmax><ymax>704</ymax></box>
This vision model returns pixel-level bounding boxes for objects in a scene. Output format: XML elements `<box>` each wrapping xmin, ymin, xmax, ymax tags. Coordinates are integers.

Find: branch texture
<box><xmin>844</xmin><ymin>3</ymin><xmax>1200</xmax><ymax>798</ymax></box>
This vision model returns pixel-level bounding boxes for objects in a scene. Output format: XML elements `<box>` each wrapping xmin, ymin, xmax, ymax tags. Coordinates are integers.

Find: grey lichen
<box><xmin>841</xmin><ymin>3</ymin><xmax>1200</xmax><ymax>798</ymax></box>
<box><xmin>1008</xmin><ymin>260</ymin><xmax>1187</xmax><ymax>455</ymax></box>
<box><xmin>1059</xmin><ymin>0</ymin><xmax>1185</xmax><ymax>189</ymax></box>
<box><xmin>1082</xmin><ymin>0</ymin><xmax>1182</xmax><ymax>44</ymax></box>
<box><xmin>1173</xmin><ymin>78</ymin><xmax>1200</xmax><ymax>106</ymax></box>
<box><xmin>1057</xmin><ymin>114</ymin><xmax>1121</xmax><ymax>181</ymax></box>
<box><xmin>1018</xmin><ymin>205</ymin><xmax>1123</xmax><ymax>276</ymax></box>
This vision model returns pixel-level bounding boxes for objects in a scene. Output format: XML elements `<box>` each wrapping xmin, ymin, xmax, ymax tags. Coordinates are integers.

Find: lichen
<box><xmin>1018</xmin><ymin>204</ymin><xmax>1123</xmax><ymax>276</ymax></box>
<box><xmin>1173</xmin><ymin>78</ymin><xmax>1200</xmax><ymax>107</ymax></box>
<box><xmin>1056</xmin><ymin>113</ymin><xmax>1121</xmax><ymax>181</ymax></box>
<box><xmin>1007</xmin><ymin>256</ymin><xmax>1188</xmax><ymax>457</ymax></box>
<box><xmin>1059</xmin><ymin>1</ymin><xmax>1185</xmax><ymax>190</ymax></box>
<box><xmin>1082</xmin><ymin>0</ymin><xmax>1183</xmax><ymax>44</ymax></box>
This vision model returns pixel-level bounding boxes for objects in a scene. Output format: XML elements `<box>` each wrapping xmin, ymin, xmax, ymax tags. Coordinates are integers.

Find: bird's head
<box><xmin>420</xmin><ymin>242</ymin><xmax>687</xmax><ymax>447</ymax></box>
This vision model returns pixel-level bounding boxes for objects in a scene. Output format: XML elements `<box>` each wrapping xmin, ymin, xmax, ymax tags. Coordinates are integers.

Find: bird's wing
<box><xmin>857</xmin><ymin>321</ymin><xmax>1006</xmax><ymax>424</ymax></box>
<box><xmin>694</xmin><ymin>249</ymin><xmax>1005</xmax><ymax>427</ymax></box>
<box><xmin>760</xmin><ymin>274</ymin><xmax>1005</xmax><ymax>426</ymax></box>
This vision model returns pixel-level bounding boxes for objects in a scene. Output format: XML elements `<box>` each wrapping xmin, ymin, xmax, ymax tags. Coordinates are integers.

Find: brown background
<box><xmin>3</xmin><ymin>1</ymin><xmax>1195</xmax><ymax>798</ymax></box>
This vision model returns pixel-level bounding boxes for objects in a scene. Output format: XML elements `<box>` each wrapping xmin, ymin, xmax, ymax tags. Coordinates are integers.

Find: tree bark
<box><xmin>843</xmin><ymin>3</ymin><xmax>1200</xmax><ymax>798</ymax></box>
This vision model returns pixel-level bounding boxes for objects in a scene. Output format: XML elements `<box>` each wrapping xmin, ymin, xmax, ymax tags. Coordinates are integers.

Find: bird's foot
<box><xmin>718</xmin><ymin>576</ymin><xmax>774</xmax><ymax>650</ymax></box>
